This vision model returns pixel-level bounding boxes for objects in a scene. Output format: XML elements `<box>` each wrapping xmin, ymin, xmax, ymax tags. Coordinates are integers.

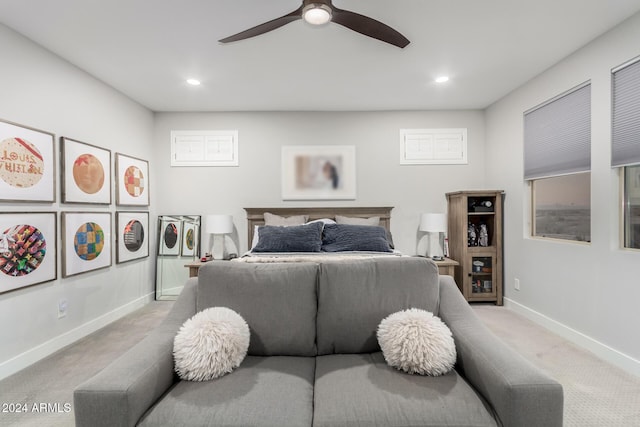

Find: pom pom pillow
<box><xmin>377</xmin><ymin>308</ymin><xmax>456</xmax><ymax>376</ymax></box>
<box><xmin>174</xmin><ymin>307</ymin><xmax>250</xmax><ymax>381</ymax></box>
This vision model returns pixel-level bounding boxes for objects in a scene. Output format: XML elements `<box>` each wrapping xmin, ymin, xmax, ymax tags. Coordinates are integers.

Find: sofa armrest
<box><xmin>438</xmin><ymin>276</ymin><xmax>563</xmax><ymax>427</ymax></box>
<box><xmin>74</xmin><ymin>278</ymin><xmax>197</xmax><ymax>427</ymax></box>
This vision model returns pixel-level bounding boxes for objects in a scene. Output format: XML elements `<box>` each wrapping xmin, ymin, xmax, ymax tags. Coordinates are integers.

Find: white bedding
<box><xmin>236</xmin><ymin>250</ymin><xmax>403</xmax><ymax>263</ymax></box>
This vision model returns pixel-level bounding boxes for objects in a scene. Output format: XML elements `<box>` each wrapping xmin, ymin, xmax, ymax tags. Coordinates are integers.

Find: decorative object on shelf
<box><xmin>115</xmin><ymin>211</ymin><xmax>149</xmax><ymax>264</ymax></box>
<box><xmin>61</xmin><ymin>211</ymin><xmax>112</xmax><ymax>278</ymax></box>
<box><xmin>446</xmin><ymin>190</ymin><xmax>504</xmax><ymax>305</ymax></box>
<box><xmin>281</xmin><ymin>145</ymin><xmax>356</xmax><ymax>200</ymax></box>
<box><xmin>0</xmin><ymin>118</ymin><xmax>55</xmax><ymax>203</ymax></box>
<box><xmin>61</xmin><ymin>137</ymin><xmax>111</xmax><ymax>204</ymax></box>
<box><xmin>467</xmin><ymin>221</ymin><xmax>477</xmax><ymax>246</ymax></box>
<box><xmin>0</xmin><ymin>212</ymin><xmax>57</xmax><ymax>293</ymax></box>
<box><xmin>478</xmin><ymin>223</ymin><xmax>489</xmax><ymax>247</ymax></box>
<box><xmin>206</xmin><ymin>214</ymin><xmax>234</xmax><ymax>260</ymax></box>
<box><xmin>115</xmin><ymin>153</ymin><xmax>149</xmax><ymax>206</ymax></box>
<box><xmin>419</xmin><ymin>213</ymin><xmax>447</xmax><ymax>260</ymax></box>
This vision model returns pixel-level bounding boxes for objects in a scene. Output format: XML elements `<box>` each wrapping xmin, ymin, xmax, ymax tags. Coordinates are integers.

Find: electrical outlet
<box><xmin>514</xmin><ymin>278</ymin><xmax>521</xmax><ymax>291</ymax></box>
<box><xmin>58</xmin><ymin>299</ymin><xmax>68</xmax><ymax>319</ymax></box>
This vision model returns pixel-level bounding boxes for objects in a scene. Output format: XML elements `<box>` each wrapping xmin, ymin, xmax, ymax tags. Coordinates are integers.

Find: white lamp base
<box><xmin>212</xmin><ymin>234</ymin><xmax>226</xmax><ymax>260</ymax></box>
<box><xmin>426</xmin><ymin>232</ymin><xmax>444</xmax><ymax>259</ymax></box>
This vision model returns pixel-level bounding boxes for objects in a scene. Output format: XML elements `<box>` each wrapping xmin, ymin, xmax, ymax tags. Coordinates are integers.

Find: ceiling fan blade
<box><xmin>219</xmin><ymin>7</ymin><xmax>303</xmax><ymax>43</ymax></box>
<box><xmin>331</xmin><ymin>7</ymin><xmax>410</xmax><ymax>48</ymax></box>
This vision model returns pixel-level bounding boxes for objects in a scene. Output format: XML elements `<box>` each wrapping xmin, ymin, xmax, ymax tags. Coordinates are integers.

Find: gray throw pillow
<box><xmin>321</xmin><ymin>224</ymin><xmax>392</xmax><ymax>252</ymax></box>
<box><xmin>253</xmin><ymin>222</ymin><xmax>323</xmax><ymax>252</ymax></box>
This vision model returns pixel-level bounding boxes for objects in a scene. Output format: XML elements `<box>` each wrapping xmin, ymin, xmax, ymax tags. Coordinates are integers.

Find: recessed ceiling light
<box><xmin>186</xmin><ymin>78</ymin><xmax>201</xmax><ymax>86</ymax></box>
<box><xmin>435</xmin><ymin>76</ymin><xmax>450</xmax><ymax>83</ymax></box>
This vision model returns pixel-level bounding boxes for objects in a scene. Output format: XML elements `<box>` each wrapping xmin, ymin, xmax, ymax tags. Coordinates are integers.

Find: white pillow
<box><xmin>335</xmin><ymin>215</ymin><xmax>380</xmax><ymax>226</ymax></box>
<box><xmin>264</xmin><ymin>212</ymin><xmax>308</xmax><ymax>226</ymax></box>
<box><xmin>377</xmin><ymin>308</ymin><xmax>456</xmax><ymax>376</ymax></box>
<box><xmin>174</xmin><ymin>307</ymin><xmax>250</xmax><ymax>381</ymax></box>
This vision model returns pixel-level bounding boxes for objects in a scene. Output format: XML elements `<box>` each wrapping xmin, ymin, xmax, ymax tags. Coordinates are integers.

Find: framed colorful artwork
<box><xmin>0</xmin><ymin>212</ymin><xmax>57</xmax><ymax>293</ymax></box>
<box><xmin>61</xmin><ymin>211</ymin><xmax>112</xmax><ymax>278</ymax></box>
<box><xmin>0</xmin><ymin>118</ymin><xmax>55</xmax><ymax>203</ymax></box>
<box><xmin>61</xmin><ymin>137</ymin><xmax>111</xmax><ymax>204</ymax></box>
<box><xmin>281</xmin><ymin>145</ymin><xmax>356</xmax><ymax>200</ymax></box>
<box><xmin>158</xmin><ymin>216</ymin><xmax>182</xmax><ymax>256</ymax></box>
<box><xmin>115</xmin><ymin>153</ymin><xmax>149</xmax><ymax>206</ymax></box>
<box><xmin>181</xmin><ymin>218</ymin><xmax>199</xmax><ymax>257</ymax></box>
<box><xmin>116</xmin><ymin>211</ymin><xmax>149</xmax><ymax>264</ymax></box>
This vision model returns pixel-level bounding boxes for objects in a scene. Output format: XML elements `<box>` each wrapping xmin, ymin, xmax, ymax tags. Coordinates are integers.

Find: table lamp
<box><xmin>419</xmin><ymin>213</ymin><xmax>447</xmax><ymax>259</ymax></box>
<box><xmin>205</xmin><ymin>214</ymin><xmax>234</xmax><ymax>260</ymax></box>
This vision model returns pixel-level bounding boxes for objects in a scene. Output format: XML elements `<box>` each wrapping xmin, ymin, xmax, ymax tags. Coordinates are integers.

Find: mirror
<box><xmin>155</xmin><ymin>215</ymin><xmax>201</xmax><ymax>300</ymax></box>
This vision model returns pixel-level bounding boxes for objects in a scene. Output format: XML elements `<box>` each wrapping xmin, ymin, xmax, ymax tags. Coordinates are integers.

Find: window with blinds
<box><xmin>524</xmin><ymin>82</ymin><xmax>591</xmax><ymax>243</ymax></box>
<box><xmin>613</xmin><ymin>57</ymin><xmax>640</xmax><ymax>249</ymax></box>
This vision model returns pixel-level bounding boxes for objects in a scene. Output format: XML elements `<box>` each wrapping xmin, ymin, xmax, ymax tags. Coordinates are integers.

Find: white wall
<box><xmin>0</xmin><ymin>24</ymin><xmax>155</xmax><ymax>379</ymax></box>
<box><xmin>153</xmin><ymin>110</ymin><xmax>486</xmax><ymax>255</ymax></box>
<box><xmin>485</xmin><ymin>12</ymin><xmax>640</xmax><ymax>375</ymax></box>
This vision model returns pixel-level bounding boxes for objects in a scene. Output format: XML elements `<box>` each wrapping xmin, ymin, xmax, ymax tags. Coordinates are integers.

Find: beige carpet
<box><xmin>0</xmin><ymin>301</ymin><xmax>638</xmax><ymax>426</ymax></box>
<box><xmin>473</xmin><ymin>305</ymin><xmax>640</xmax><ymax>427</ymax></box>
<box><xmin>0</xmin><ymin>301</ymin><xmax>173</xmax><ymax>427</ymax></box>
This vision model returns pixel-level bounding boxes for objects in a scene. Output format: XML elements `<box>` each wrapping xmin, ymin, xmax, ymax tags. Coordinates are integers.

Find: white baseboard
<box><xmin>504</xmin><ymin>297</ymin><xmax>640</xmax><ymax>378</ymax></box>
<box><xmin>0</xmin><ymin>293</ymin><xmax>154</xmax><ymax>381</ymax></box>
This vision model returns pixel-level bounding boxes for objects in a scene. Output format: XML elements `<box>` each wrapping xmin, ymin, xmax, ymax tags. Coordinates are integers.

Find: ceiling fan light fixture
<box><xmin>302</xmin><ymin>4</ymin><xmax>332</xmax><ymax>26</ymax></box>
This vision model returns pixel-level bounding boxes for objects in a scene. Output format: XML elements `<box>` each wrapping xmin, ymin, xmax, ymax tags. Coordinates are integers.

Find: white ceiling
<box><xmin>1</xmin><ymin>0</ymin><xmax>640</xmax><ymax>112</ymax></box>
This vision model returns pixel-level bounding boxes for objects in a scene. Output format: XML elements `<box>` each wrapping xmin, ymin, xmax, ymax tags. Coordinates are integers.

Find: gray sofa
<box><xmin>74</xmin><ymin>257</ymin><xmax>563</xmax><ymax>427</ymax></box>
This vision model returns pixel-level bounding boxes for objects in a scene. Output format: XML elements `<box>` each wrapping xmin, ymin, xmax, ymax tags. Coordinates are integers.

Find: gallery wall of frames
<box><xmin>0</xmin><ymin>118</ymin><xmax>150</xmax><ymax>294</ymax></box>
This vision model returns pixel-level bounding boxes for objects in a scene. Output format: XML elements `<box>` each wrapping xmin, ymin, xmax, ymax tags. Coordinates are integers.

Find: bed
<box><xmin>240</xmin><ymin>207</ymin><xmax>400</xmax><ymax>262</ymax></box>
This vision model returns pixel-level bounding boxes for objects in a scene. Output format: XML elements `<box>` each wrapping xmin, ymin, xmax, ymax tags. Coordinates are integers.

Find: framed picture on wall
<box><xmin>116</xmin><ymin>211</ymin><xmax>149</xmax><ymax>264</ymax></box>
<box><xmin>61</xmin><ymin>211</ymin><xmax>112</xmax><ymax>278</ymax></box>
<box><xmin>61</xmin><ymin>137</ymin><xmax>111</xmax><ymax>204</ymax></box>
<box><xmin>0</xmin><ymin>118</ymin><xmax>55</xmax><ymax>203</ymax></box>
<box><xmin>158</xmin><ymin>216</ymin><xmax>182</xmax><ymax>256</ymax></box>
<box><xmin>0</xmin><ymin>212</ymin><xmax>57</xmax><ymax>294</ymax></box>
<box><xmin>281</xmin><ymin>145</ymin><xmax>356</xmax><ymax>200</ymax></box>
<box><xmin>115</xmin><ymin>153</ymin><xmax>149</xmax><ymax>206</ymax></box>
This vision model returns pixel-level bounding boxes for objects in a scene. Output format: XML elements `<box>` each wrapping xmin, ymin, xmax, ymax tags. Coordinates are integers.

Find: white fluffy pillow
<box><xmin>174</xmin><ymin>307</ymin><xmax>250</xmax><ymax>381</ymax></box>
<box><xmin>377</xmin><ymin>308</ymin><xmax>456</xmax><ymax>376</ymax></box>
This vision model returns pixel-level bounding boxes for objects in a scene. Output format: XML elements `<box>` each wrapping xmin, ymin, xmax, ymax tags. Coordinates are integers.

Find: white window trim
<box><xmin>170</xmin><ymin>130</ymin><xmax>239</xmax><ymax>167</ymax></box>
<box><xmin>399</xmin><ymin>128</ymin><xmax>467</xmax><ymax>165</ymax></box>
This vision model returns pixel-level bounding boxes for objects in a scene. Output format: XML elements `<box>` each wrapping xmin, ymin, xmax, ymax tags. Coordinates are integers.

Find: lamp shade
<box><xmin>205</xmin><ymin>214</ymin><xmax>234</xmax><ymax>234</ymax></box>
<box><xmin>419</xmin><ymin>213</ymin><xmax>447</xmax><ymax>232</ymax></box>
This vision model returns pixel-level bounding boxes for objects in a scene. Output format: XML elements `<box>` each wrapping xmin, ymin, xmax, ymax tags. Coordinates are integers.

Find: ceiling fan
<box><xmin>219</xmin><ymin>0</ymin><xmax>410</xmax><ymax>48</ymax></box>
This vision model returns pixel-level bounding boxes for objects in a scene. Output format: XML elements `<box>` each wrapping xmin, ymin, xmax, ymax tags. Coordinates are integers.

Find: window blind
<box><xmin>612</xmin><ymin>57</ymin><xmax>640</xmax><ymax>168</ymax></box>
<box><xmin>524</xmin><ymin>83</ymin><xmax>591</xmax><ymax>180</ymax></box>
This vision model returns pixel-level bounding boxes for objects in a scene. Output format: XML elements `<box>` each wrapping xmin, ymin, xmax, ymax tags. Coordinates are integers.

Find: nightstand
<box><xmin>184</xmin><ymin>261</ymin><xmax>205</xmax><ymax>278</ymax></box>
<box><xmin>433</xmin><ymin>257</ymin><xmax>459</xmax><ymax>276</ymax></box>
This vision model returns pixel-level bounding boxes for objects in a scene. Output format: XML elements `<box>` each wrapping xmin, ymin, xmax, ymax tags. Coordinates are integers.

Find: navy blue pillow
<box><xmin>321</xmin><ymin>224</ymin><xmax>392</xmax><ymax>252</ymax></box>
<box><xmin>253</xmin><ymin>222</ymin><xmax>323</xmax><ymax>252</ymax></box>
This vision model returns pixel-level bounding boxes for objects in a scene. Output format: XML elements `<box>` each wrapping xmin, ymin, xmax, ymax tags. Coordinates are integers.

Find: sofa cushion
<box><xmin>316</xmin><ymin>257</ymin><xmax>439</xmax><ymax>354</ymax></box>
<box><xmin>313</xmin><ymin>353</ymin><xmax>498</xmax><ymax>427</ymax></box>
<box><xmin>197</xmin><ymin>262</ymin><xmax>318</xmax><ymax>356</ymax></box>
<box><xmin>139</xmin><ymin>356</ymin><xmax>315</xmax><ymax>427</ymax></box>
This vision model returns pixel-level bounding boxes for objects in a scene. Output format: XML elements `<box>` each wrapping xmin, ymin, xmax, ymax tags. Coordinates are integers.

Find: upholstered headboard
<box><xmin>244</xmin><ymin>207</ymin><xmax>393</xmax><ymax>248</ymax></box>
